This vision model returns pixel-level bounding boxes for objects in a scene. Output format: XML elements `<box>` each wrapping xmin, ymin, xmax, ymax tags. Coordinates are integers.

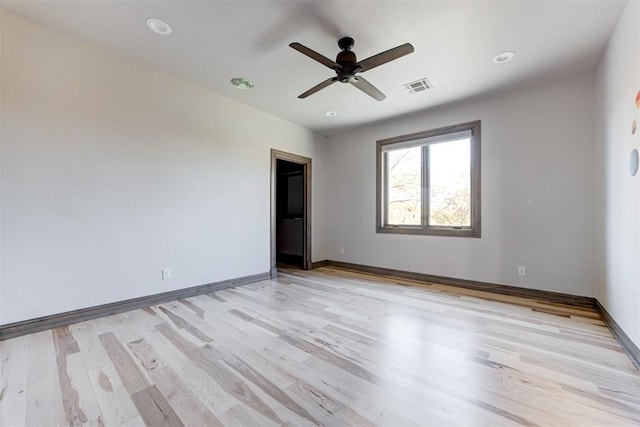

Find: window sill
<box><xmin>376</xmin><ymin>226</ymin><xmax>481</xmax><ymax>238</ymax></box>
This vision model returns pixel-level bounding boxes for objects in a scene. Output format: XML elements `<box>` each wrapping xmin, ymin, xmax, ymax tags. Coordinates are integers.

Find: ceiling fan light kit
<box><xmin>289</xmin><ymin>36</ymin><xmax>414</xmax><ymax>101</ymax></box>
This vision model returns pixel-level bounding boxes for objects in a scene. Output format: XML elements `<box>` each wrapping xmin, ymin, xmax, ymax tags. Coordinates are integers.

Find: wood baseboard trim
<box><xmin>311</xmin><ymin>260</ymin><xmax>329</xmax><ymax>269</ymax></box>
<box><xmin>318</xmin><ymin>260</ymin><xmax>640</xmax><ymax>371</ymax></box>
<box><xmin>321</xmin><ymin>260</ymin><xmax>596</xmax><ymax>308</ymax></box>
<box><xmin>0</xmin><ymin>271</ymin><xmax>270</xmax><ymax>341</ymax></box>
<box><xmin>594</xmin><ymin>300</ymin><xmax>640</xmax><ymax>371</ymax></box>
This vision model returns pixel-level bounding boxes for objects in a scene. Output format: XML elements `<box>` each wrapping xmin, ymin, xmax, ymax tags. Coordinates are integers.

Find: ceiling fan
<box><xmin>289</xmin><ymin>37</ymin><xmax>414</xmax><ymax>101</ymax></box>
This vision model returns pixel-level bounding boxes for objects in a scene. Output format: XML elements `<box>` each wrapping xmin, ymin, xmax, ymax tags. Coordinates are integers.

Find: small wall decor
<box><xmin>633</xmin><ymin>120</ymin><xmax>637</xmax><ymax>135</ymax></box>
<box><xmin>631</xmin><ymin>149</ymin><xmax>639</xmax><ymax>177</ymax></box>
<box><xmin>636</xmin><ymin>90</ymin><xmax>640</xmax><ymax>109</ymax></box>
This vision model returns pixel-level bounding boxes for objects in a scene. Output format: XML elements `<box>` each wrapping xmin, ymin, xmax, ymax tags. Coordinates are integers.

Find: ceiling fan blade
<box><xmin>298</xmin><ymin>77</ymin><xmax>338</xmax><ymax>98</ymax></box>
<box><xmin>350</xmin><ymin>76</ymin><xmax>386</xmax><ymax>101</ymax></box>
<box><xmin>357</xmin><ymin>43</ymin><xmax>414</xmax><ymax>72</ymax></box>
<box><xmin>289</xmin><ymin>42</ymin><xmax>340</xmax><ymax>70</ymax></box>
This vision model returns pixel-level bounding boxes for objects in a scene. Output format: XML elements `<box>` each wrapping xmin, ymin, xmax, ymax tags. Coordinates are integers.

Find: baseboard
<box><xmin>594</xmin><ymin>300</ymin><xmax>640</xmax><ymax>371</ymax></box>
<box><xmin>0</xmin><ymin>271</ymin><xmax>270</xmax><ymax>341</ymax></box>
<box><xmin>322</xmin><ymin>260</ymin><xmax>596</xmax><ymax>308</ymax></box>
<box><xmin>316</xmin><ymin>260</ymin><xmax>640</xmax><ymax>371</ymax></box>
<box><xmin>6</xmin><ymin>262</ymin><xmax>638</xmax><ymax>373</ymax></box>
<box><xmin>311</xmin><ymin>260</ymin><xmax>329</xmax><ymax>269</ymax></box>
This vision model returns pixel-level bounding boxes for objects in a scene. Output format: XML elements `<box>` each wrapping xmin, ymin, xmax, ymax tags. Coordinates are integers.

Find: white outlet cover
<box><xmin>162</xmin><ymin>268</ymin><xmax>171</xmax><ymax>280</ymax></box>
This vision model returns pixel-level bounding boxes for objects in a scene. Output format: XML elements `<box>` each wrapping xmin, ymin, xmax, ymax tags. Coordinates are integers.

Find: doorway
<box><xmin>271</xmin><ymin>149</ymin><xmax>311</xmax><ymax>277</ymax></box>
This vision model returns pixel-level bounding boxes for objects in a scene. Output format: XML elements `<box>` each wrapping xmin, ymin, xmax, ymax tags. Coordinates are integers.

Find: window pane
<box><xmin>429</xmin><ymin>138</ymin><xmax>471</xmax><ymax>227</ymax></box>
<box><xmin>387</xmin><ymin>147</ymin><xmax>421</xmax><ymax>225</ymax></box>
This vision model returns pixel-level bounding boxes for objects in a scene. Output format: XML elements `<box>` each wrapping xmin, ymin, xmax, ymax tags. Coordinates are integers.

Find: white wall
<box><xmin>0</xmin><ymin>8</ymin><xmax>3</xmax><ymax>323</ymax></box>
<box><xmin>594</xmin><ymin>0</ymin><xmax>640</xmax><ymax>348</ymax></box>
<box><xmin>324</xmin><ymin>72</ymin><xmax>596</xmax><ymax>297</ymax></box>
<box><xmin>0</xmin><ymin>11</ymin><xmax>327</xmax><ymax>324</ymax></box>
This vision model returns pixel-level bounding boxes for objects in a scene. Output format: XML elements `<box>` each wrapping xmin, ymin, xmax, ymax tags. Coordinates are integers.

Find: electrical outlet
<box><xmin>340</xmin><ymin>248</ymin><xmax>345</xmax><ymax>255</ymax></box>
<box><xmin>518</xmin><ymin>266</ymin><xmax>526</xmax><ymax>276</ymax></box>
<box><xmin>162</xmin><ymin>268</ymin><xmax>171</xmax><ymax>280</ymax></box>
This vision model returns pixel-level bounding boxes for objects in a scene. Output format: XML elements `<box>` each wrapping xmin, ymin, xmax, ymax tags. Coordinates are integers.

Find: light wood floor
<box><xmin>1</xmin><ymin>267</ymin><xmax>639</xmax><ymax>426</ymax></box>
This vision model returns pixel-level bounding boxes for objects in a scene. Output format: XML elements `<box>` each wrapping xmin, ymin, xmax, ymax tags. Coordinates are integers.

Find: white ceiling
<box><xmin>1</xmin><ymin>0</ymin><xmax>627</xmax><ymax>135</ymax></box>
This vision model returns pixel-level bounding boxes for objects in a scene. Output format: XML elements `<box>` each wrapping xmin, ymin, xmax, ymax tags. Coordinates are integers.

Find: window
<box><xmin>376</xmin><ymin>120</ymin><xmax>481</xmax><ymax>237</ymax></box>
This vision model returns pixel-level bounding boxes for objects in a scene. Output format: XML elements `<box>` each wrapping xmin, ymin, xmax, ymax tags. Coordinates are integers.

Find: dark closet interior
<box><xmin>276</xmin><ymin>159</ymin><xmax>305</xmax><ymax>268</ymax></box>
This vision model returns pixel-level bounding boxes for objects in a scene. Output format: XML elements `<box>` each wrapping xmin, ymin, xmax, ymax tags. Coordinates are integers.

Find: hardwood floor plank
<box><xmin>223</xmin><ymin>403</ymin><xmax>279</xmax><ymax>427</ymax></box>
<box><xmin>119</xmin><ymin>309</ymin><xmax>247</xmax><ymax>417</ymax></box>
<box><xmin>0</xmin><ymin>335</ymin><xmax>29</xmax><ymax>427</ymax></box>
<box><xmin>98</xmin><ymin>332</ymin><xmax>150</xmax><ymax>395</ymax></box>
<box><xmin>155</xmin><ymin>366</ymin><xmax>225</xmax><ymax>427</ymax></box>
<box><xmin>228</xmin><ymin>307</ymin><xmax>481</xmax><ymax>425</ymax></box>
<box><xmin>277</xmin><ymin>362</ymin><xmax>380</xmax><ymax>426</ymax></box>
<box><xmin>24</xmin><ymin>331</ymin><xmax>66</xmax><ymax>426</ymax></box>
<box><xmin>2</xmin><ymin>266</ymin><xmax>639</xmax><ymax>425</ymax></box>
<box><xmin>65</xmin><ymin>351</ymin><xmax>106</xmax><ymax>425</ymax></box>
<box><xmin>130</xmin><ymin>385</ymin><xmax>184</xmax><ymax>427</ymax></box>
<box><xmin>155</xmin><ymin>321</ymin><xmax>285</xmax><ymax>425</ymax></box>
<box><xmin>128</xmin><ymin>338</ymin><xmax>164</xmax><ymax>371</ymax></box>
<box><xmin>52</xmin><ymin>326</ymin><xmax>89</xmax><ymax>425</ymax></box>
<box><xmin>127</xmin><ymin>338</ymin><xmax>224</xmax><ymax>427</ymax></box>
<box><xmin>172</xmin><ymin>295</ymin><xmax>399</xmax><ymax>425</ymax></box>
<box><xmin>179</xmin><ymin>299</ymin><xmax>206</xmax><ymax>319</ymax></box>
<box><xmin>71</xmin><ymin>322</ymin><xmax>143</xmax><ymax>426</ymax></box>
<box><xmin>209</xmin><ymin>343</ymin><xmax>319</xmax><ymax>424</ymax></box>
<box><xmin>158</xmin><ymin>305</ymin><xmax>213</xmax><ymax>343</ymax></box>
<box><xmin>206</xmin><ymin>292</ymin><xmax>226</xmax><ymax>303</ymax></box>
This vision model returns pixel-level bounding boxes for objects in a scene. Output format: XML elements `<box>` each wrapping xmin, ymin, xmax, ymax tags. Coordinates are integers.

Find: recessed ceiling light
<box><xmin>493</xmin><ymin>51</ymin><xmax>516</xmax><ymax>64</ymax></box>
<box><xmin>325</xmin><ymin>111</ymin><xmax>337</xmax><ymax>117</ymax></box>
<box><xmin>146</xmin><ymin>18</ymin><xmax>172</xmax><ymax>35</ymax></box>
<box><xmin>230</xmin><ymin>77</ymin><xmax>254</xmax><ymax>90</ymax></box>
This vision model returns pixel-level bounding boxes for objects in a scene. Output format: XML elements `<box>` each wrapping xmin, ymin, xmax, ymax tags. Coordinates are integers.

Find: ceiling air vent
<box><xmin>403</xmin><ymin>78</ymin><xmax>433</xmax><ymax>94</ymax></box>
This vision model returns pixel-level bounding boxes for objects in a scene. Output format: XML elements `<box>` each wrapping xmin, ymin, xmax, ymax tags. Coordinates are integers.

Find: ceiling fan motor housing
<box><xmin>336</xmin><ymin>37</ymin><xmax>360</xmax><ymax>82</ymax></box>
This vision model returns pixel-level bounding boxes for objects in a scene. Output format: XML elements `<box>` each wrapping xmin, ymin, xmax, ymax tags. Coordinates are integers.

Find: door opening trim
<box><xmin>270</xmin><ymin>149</ymin><xmax>312</xmax><ymax>278</ymax></box>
